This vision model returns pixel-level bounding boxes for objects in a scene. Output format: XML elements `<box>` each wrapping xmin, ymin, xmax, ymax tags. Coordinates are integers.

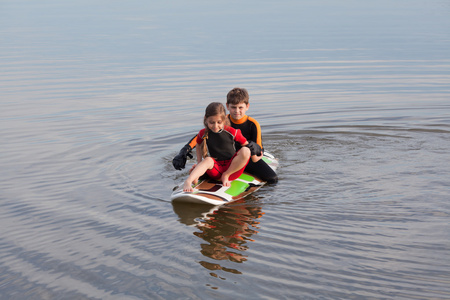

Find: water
<box><xmin>1</xmin><ymin>0</ymin><xmax>449</xmax><ymax>299</ymax></box>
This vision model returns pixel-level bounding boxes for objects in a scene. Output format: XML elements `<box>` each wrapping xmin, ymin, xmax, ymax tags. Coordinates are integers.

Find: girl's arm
<box><xmin>235</xmin><ymin>129</ymin><xmax>261</xmax><ymax>162</ymax></box>
<box><xmin>188</xmin><ymin>147</ymin><xmax>204</xmax><ymax>176</ymax></box>
<box><xmin>188</xmin><ymin>132</ymin><xmax>204</xmax><ymax>174</ymax></box>
<box><xmin>196</xmin><ymin>146</ymin><xmax>203</xmax><ymax>163</ymax></box>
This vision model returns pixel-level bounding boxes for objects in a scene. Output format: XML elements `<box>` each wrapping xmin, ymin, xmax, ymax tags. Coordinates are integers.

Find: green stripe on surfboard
<box><xmin>239</xmin><ymin>173</ymin><xmax>255</xmax><ymax>182</ymax></box>
<box><xmin>262</xmin><ymin>156</ymin><xmax>272</xmax><ymax>164</ymax></box>
<box><xmin>225</xmin><ymin>180</ymin><xmax>249</xmax><ymax>196</ymax></box>
<box><xmin>224</xmin><ymin>173</ymin><xmax>255</xmax><ymax>196</ymax></box>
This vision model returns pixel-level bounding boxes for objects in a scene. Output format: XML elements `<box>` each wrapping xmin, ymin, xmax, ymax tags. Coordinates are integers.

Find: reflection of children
<box><xmin>173</xmin><ymin>88</ymin><xmax>278</xmax><ymax>183</ymax></box>
<box><xmin>193</xmin><ymin>201</ymin><xmax>264</xmax><ymax>272</ymax></box>
<box><xmin>183</xmin><ymin>102</ymin><xmax>261</xmax><ymax>192</ymax></box>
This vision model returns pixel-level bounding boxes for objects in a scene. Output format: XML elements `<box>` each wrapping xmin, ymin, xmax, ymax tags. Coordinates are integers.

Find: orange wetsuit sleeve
<box><xmin>188</xmin><ymin>134</ymin><xmax>198</xmax><ymax>149</ymax></box>
<box><xmin>248</xmin><ymin>117</ymin><xmax>263</xmax><ymax>148</ymax></box>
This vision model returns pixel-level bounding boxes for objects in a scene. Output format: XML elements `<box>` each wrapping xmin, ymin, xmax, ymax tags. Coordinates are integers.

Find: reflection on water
<box><xmin>173</xmin><ymin>199</ymin><xmax>264</xmax><ymax>278</ymax></box>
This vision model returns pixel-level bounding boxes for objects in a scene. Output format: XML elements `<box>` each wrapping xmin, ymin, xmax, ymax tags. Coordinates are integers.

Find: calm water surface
<box><xmin>1</xmin><ymin>0</ymin><xmax>450</xmax><ymax>299</ymax></box>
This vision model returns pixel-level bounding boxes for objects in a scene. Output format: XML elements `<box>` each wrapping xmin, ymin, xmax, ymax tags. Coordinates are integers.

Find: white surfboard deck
<box><xmin>171</xmin><ymin>152</ymin><xmax>278</xmax><ymax>206</ymax></box>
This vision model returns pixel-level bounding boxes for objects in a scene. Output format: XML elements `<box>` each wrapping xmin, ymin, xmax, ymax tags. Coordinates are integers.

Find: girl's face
<box><xmin>205</xmin><ymin>115</ymin><xmax>225</xmax><ymax>133</ymax></box>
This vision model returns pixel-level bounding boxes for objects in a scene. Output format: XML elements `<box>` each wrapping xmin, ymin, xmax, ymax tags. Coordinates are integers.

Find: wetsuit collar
<box><xmin>229</xmin><ymin>115</ymin><xmax>248</xmax><ymax>125</ymax></box>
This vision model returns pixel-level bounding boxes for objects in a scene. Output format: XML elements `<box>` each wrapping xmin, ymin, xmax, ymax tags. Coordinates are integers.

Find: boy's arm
<box><xmin>236</xmin><ymin>129</ymin><xmax>262</xmax><ymax>157</ymax></box>
<box><xmin>245</xmin><ymin>141</ymin><xmax>262</xmax><ymax>156</ymax></box>
<box><xmin>172</xmin><ymin>135</ymin><xmax>197</xmax><ymax>170</ymax></box>
<box><xmin>242</xmin><ymin>140</ymin><xmax>262</xmax><ymax>163</ymax></box>
<box><xmin>248</xmin><ymin>117</ymin><xmax>263</xmax><ymax>150</ymax></box>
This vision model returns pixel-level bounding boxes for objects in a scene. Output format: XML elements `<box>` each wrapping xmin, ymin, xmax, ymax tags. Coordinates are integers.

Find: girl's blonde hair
<box><xmin>201</xmin><ymin>102</ymin><xmax>229</xmax><ymax>158</ymax></box>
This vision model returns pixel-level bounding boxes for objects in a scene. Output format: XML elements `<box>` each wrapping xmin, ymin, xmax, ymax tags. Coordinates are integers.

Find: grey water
<box><xmin>1</xmin><ymin>0</ymin><xmax>450</xmax><ymax>299</ymax></box>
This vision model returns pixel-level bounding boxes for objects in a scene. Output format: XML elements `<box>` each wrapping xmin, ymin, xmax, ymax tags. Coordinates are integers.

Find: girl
<box><xmin>183</xmin><ymin>102</ymin><xmax>261</xmax><ymax>192</ymax></box>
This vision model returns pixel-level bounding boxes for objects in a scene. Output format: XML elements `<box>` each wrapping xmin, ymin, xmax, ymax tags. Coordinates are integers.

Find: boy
<box><xmin>173</xmin><ymin>88</ymin><xmax>278</xmax><ymax>184</ymax></box>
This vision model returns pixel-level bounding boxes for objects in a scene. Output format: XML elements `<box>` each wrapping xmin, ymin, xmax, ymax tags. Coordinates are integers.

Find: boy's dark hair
<box><xmin>227</xmin><ymin>88</ymin><xmax>249</xmax><ymax>105</ymax></box>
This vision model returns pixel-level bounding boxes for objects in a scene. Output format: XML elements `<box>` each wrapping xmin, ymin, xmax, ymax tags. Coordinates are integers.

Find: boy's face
<box><xmin>227</xmin><ymin>102</ymin><xmax>249</xmax><ymax>120</ymax></box>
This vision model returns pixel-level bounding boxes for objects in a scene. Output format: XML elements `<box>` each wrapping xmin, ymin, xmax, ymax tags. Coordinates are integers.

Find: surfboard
<box><xmin>171</xmin><ymin>152</ymin><xmax>278</xmax><ymax>206</ymax></box>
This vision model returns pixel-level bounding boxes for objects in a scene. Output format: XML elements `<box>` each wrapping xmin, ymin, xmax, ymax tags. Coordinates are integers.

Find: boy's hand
<box><xmin>172</xmin><ymin>144</ymin><xmax>193</xmax><ymax>170</ymax></box>
<box><xmin>251</xmin><ymin>153</ymin><xmax>262</xmax><ymax>163</ymax></box>
<box><xmin>246</xmin><ymin>141</ymin><xmax>262</xmax><ymax>156</ymax></box>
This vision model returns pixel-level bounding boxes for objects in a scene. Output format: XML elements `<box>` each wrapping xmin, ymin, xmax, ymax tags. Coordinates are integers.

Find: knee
<box><xmin>203</xmin><ymin>156</ymin><xmax>214</xmax><ymax>164</ymax></box>
<box><xmin>239</xmin><ymin>147</ymin><xmax>251</xmax><ymax>158</ymax></box>
<box><xmin>203</xmin><ymin>157</ymin><xmax>215</xmax><ymax>167</ymax></box>
<box><xmin>266</xmin><ymin>175</ymin><xmax>278</xmax><ymax>184</ymax></box>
